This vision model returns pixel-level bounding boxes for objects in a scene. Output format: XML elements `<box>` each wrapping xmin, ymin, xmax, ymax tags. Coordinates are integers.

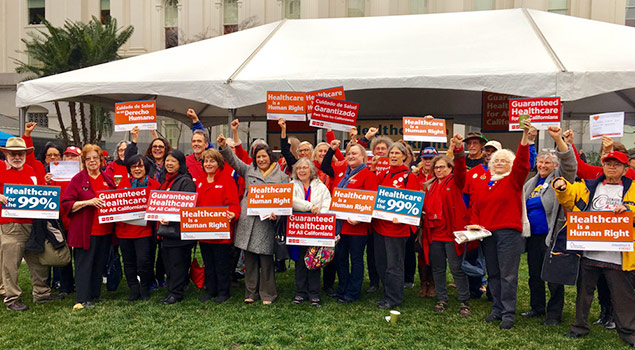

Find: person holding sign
<box><xmin>520</xmin><ymin>126</ymin><xmax>576</xmax><ymax>326</ymax></box>
<box><xmin>373</xmin><ymin>142</ymin><xmax>420</xmax><ymax>309</ymax></box>
<box><xmin>196</xmin><ymin>149</ymin><xmax>240</xmax><ymax>304</ymax></box>
<box><xmin>290</xmin><ymin>158</ymin><xmax>332</xmax><ymax>307</ymax></box>
<box><xmin>470</xmin><ymin>119</ymin><xmax>532</xmax><ymax>330</ymax></box>
<box><xmin>552</xmin><ymin>152</ymin><xmax>635</xmax><ymax>347</ymax></box>
<box><xmin>218</xmin><ymin>134</ymin><xmax>289</xmax><ymax>305</ymax></box>
<box><xmin>61</xmin><ymin>144</ymin><xmax>116</xmax><ymax>310</ymax></box>
<box><xmin>156</xmin><ymin>150</ymin><xmax>196</xmax><ymax>305</ymax></box>
<box><xmin>125</xmin><ymin>126</ymin><xmax>171</xmax><ymax>182</ymax></box>
<box><xmin>422</xmin><ymin>133</ymin><xmax>473</xmax><ymax>317</ymax></box>
<box><xmin>114</xmin><ymin>154</ymin><xmax>161</xmax><ymax>302</ymax></box>
<box><xmin>321</xmin><ymin>141</ymin><xmax>379</xmax><ymax>304</ymax></box>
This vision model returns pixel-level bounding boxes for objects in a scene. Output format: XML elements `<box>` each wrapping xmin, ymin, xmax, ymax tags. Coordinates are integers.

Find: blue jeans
<box><xmin>335</xmin><ymin>234</ymin><xmax>367</xmax><ymax>301</ymax></box>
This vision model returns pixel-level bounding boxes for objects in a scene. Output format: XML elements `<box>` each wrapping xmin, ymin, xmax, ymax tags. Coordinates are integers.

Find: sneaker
<box><xmin>499</xmin><ymin>319</ymin><xmax>514</xmax><ymax>330</ymax></box>
<box><xmin>6</xmin><ymin>300</ymin><xmax>28</xmax><ymax>312</ymax></box>
<box><xmin>292</xmin><ymin>296</ymin><xmax>305</xmax><ymax>305</ymax></box>
<box><xmin>459</xmin><ymin>302</ymin><xmax>472</xmax><ymax>317</ymax></box>
<box><xmin>72</xmin><ymin>303</ymin><xmax>84</xmax><ymax>311</ymax></box>
<box><xmin>310</xmin><ymin>298</ymin><xmax>321</xmax><ymax>307</ymax></box>
<box><xmin>34</xmin><ymin>294</ymin><xmax>65</xmax><ymax>304</ymax></box>
<box><xmin>433</xmin><ymin>301</ymin><xmax>448</xmax><ymax>312</ymax></box>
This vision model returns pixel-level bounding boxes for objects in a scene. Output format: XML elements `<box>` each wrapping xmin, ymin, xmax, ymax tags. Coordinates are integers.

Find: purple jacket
<box><xmin>61</xmin><ymin>169</ymin><xmax>115</xmax><ymax>249</ymax></box>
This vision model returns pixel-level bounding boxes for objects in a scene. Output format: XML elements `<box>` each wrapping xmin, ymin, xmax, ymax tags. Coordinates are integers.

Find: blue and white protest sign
<box><xmin>372</xmin><ymin>186</ymin><xmax>424</xmax><ymax>226</ymax></box>
<box><xmin>2</xmin><ymin>184</ymin><xmax>61</xmax><ymax>219</ymax></box>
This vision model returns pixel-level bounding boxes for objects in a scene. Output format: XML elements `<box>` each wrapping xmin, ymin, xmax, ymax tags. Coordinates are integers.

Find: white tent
<box><xmin>15</xmin><ymin>8</ymin><xmax>635</xmax><ymax>127</ymax></box>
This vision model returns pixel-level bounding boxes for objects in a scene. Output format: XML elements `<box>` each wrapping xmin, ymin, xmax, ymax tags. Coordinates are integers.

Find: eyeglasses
<box><xmin>434</xmin><ymin>165</ymin><xmax>448</xmax><ymax>170</ymax></box>
<box><xmin>603</xmin><ymin>162</ymin><xmax>625</xmax><ymax>168</ymax></box>
<box><xmin>298</xmin><ymin>148</ymin><xmax>311</xmax><ymax>153</ymax></box>
<box><xmin>493</xmin><ymin>159</ymin><xmax>510</xmax><ymax>164</ymax></box>
<box><xmin>152</xmin><ymin>145</ymin><xmax>165</xmax><ymax>149</ymax></box>
<box><xmin>85</xmin><ymin>156</ymin><xmax>100</xmax><ymax>161</ymax></box>
<box><xmin>46</xmin><ymin>153</ymin><xmax>61</xmax><ymax>158</ymax></box>
<box><xmin>7</xmin><ymin>151</ymin><xmax>25</xmax><ymax>157</ymax></box>
<box><xmin>130</xmin><ymin>163</ymin><xmax>144</xmax><ymax>169</ymax></box>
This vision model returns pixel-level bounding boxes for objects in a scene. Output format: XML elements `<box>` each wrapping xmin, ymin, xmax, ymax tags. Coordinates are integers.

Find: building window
<box><xmin>224</xmin><ymin>0</ymin><xmax>238</xmax><ymax>34</ymax></box>
<box><xmin>474</xmin><ymin>0</ymin><xmax>493</xmax><ymax>11</ymax></box>
<box><xmin>548</xmin><ymin>0</ymin><xmax>569</xmax><ymax>15</ymax></box>
<box><xmin>164</xmin><ymin>0</ymin><xmax>179</xmax><ymax>48</ymax></box>
<box><xmin>100</xmin><ymin>0</ymin><xmax>110</xmax><ymax>24</ymax></box>
<box><xmin>28</xmin><ymin>113</ymin><xmax>48</xmax><ymax>128</ymax></box>
<box><xmin>347</xmin><ymin>0</ymin><xmax>365</xmax><ymax>17</ymax></box>
<box><xmin>627</xmin><ymin>0</ymin><xmax>635</xmax><ymax>27</ymax></box>
<box><xmin>28</xmin><ymin>0</ymin><xmax>45</xmax><ymax>25</ymax></box>
<box><xmin>285</xmin><ymin>0</ymin><xmax>301</xmax><ymax>19</ymax></box>
<box><xmin>410</xmin><ymin>0</ymin><xmax>427</xmax><ymax>14</ymax></box>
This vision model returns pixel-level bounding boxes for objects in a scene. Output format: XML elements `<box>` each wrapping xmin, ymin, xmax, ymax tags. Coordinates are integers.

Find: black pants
<box><xmin>58</xmin><ymin>258</ymin><xmax>75</xmax><ymax>294</ymax></box>
<box><xmin>374</xmin><ymin>233</ymin><xmax>408</xmax><ymax>307</ymax></box>
<box><xmin>597</xmin><ymin>274</ymin><xmax>612</xmax><ymax>314</ymax></box>
<box><xmin>404</xmin><ymin>232</ymin><xmax>416</xmax><ymax>284</ymax></box>
<box><xmin>526</xmin><ymin>234</ymin><xmax>565</xmax><ymax>320</ymax></box>
<box><xmin>161</xmin><ymin>244</ymin><xmax>193</xmax><ymax>300</ymax></box>
<box><xmin>74</xmin><ymin>235</ymin><xmax>111</xmax><ymax>303</ymax></box>
<box><xmin>200</xmin><ymin>242</ymin><xmax>232</xmax><ymax>298</ymax></box>
<box><xmin>155</xmin><ymin>240</ymin><xmax>166</xmax><ymax>284</ymax></box>
<box><xmin>295</xmin><ymin>246</ymin><xmax>321</xmax><ymax>300</ymax></box>
<box><xmin>366</xmin><ymin>233</ymin><xmax>379</xmax><ymax>288</ymax></box>
<box><xmin>119</xmin><ymin>236</ymin><xmax>154</xmax><ymax>294</ymax></box>
<box><xmin>322</xmin><ymin>260</ymin><xmax>336</xmax><ymax>290</ymax></box>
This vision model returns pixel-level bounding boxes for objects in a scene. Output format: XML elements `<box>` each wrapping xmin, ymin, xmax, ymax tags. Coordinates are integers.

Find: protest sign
<box><xmin>309</xmin><ymin>96</ymin><xmax>359</xmax><ymax>132</ymax></box>
<box><xmin>50</xmin><ymin>160</ymin><xmax>80</xmax><ymax>182</ymax></box>
<box><xmin>2</xmin><ymin>184</ymin><xmax>60</xmax><ymax>219</ymax></box>
<box><xmin>589</xmin><ymin>112</ymin><xmax>625</xmax><ymax>140</ymax></box>
<box><xmin>246</xmin><ymin>183</ymin><xmax>293</xmax><ymax>216</ymax></box>
<box><xmin>266</xmin><ymin>91</ymin><xmax>307</xmax><ymax>121</ymax></box>
<box><xmin>482</xmin><ymin>91</ymin><xmax>521</xmax><ymax>131</ymax></box>
<box><xmin>508</xmin><ymin>97</ymin><xmax>561</xmax><ymax>131</ymax></box>
<box><xmin>96</xmin><ymin>187</ymin><xmax>148</xmax><ymax>223</ymax></box>
<box><xmin>367</xmin><ymin>156</ymin><xmax>390</xmax><ymax>174</ymax></box>
<box><xmin>306</xmin><ymin>86</ymin><xmax>346</xmax><ymax>118</ymax></box>
<box><xmin>328</xmin><ymin>188</ymin><xmax>376</xmax><ymax>223</ymax></box>
<box><xmin>286</xmin><ymin>214</ymin><xmax>336</xmax><ymax>247</ymax></box>
<box><xmin>144</xmin><ymin>190</ymin><xmax>197</xmax><ymax>222</ymax></box>
<box><xmin>566</xmin><ymin>211</ymin><xmax>633</xmax><ymax>252</ymax></box>
<box><xmin>402</xmin><ymin>117</ymin><xmax>447</xmax><ymax>142</ymax></box>
<box><xmin>372</xmin><ymin>186</ymin><xmax>424</xmax><ymax>226</ymax></box>
<box><xmin>180</xmin><ymin>207</ymin><xmax>231</xmax><ymax>240</ymax></box>
<box><xmin>114</xmin><ymin>100</ymin><xmax>157</xmax><ymax>132</ymax></box>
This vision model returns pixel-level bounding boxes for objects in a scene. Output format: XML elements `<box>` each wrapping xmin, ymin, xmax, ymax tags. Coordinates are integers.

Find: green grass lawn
<box><xmin>0</xmin><ymin>252</ymin><xmax>626</xmax><ymax>350</ymax></box>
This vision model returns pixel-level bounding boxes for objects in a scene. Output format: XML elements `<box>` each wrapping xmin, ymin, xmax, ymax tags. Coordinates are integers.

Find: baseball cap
<box><xmin>484</xmin><ymin>140</ymin><xmax>502</xmax><ymax>151</ymax></box>
<box><xmin>419</xmin><ymin>147</ymin><xmax>438</xmax><ymax>159</ymax></box>
<box><xmin>602</xmin><ymin>151</ymin><xmax>628</xmax><ymax>165</ymax></box>
<box><xmin>63</xmin><ymin>146</ymin><xmax>81</xmax><ymax>156</ymax></box>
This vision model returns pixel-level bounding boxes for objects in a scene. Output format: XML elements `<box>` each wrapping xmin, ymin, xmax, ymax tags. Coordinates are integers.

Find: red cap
<box><xmin>102</xmin><ymin>150</ymin><xmax>109</xmax><ymax>157</ymax></box>
<box><xmin>602</xmin><ymin>151</ymin><xmax>628</xmax><ymax>165</ymax></box>
<box><xmin>63</xmin><ymin>146</ymin><xmax>81</xmax><ymax>156</ymax></box>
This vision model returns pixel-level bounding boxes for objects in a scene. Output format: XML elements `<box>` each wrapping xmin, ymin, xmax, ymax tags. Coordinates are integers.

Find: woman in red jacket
<box><xmin>115</xmin><ymin>154</ymin><xmax>161</xmax><ymax>301</ymax></box>
<box><xmin>423</xmin><ymin>134</ymin><xmax>472</xmax><ymax>317</ymax></box>
<box><xmin>321</xmin><ymin>141</ymin><xmax>378</xmax><ymax>303</ymax></box>
<box><xmin>196</xmin><ymin>149</ymin><xmax>241</xmax><ymax>304</ymax></box>
<box><xmin>372</xmin><ymin>142</ymin><xmax>420</xmax><ymax>309</ymax></box>
<box><xmin>105</xmin><ymin>141</ymin><xmax>130</xmax><ymax>185</ymax></box>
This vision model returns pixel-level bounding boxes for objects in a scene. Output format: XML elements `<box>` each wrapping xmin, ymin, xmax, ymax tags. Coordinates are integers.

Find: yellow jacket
<box><xmin>553</xmin><ymin>175</ymin><xmax>635</xmax><ymax>271</ymax></box>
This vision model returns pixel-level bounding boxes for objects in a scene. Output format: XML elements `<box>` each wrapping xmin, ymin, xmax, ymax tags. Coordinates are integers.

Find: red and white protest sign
<box><xmin>482</xmin><ymin>91</ymin><xmax>521</xmax><ymax>131</ymax></box>
<box><xmin>328</xmin><ymin>188</ymin><xmax>376</xmax><ymax>223</ymax></box>
<box><xmin>114</xmin><ymin>100</ymin><xmax>157</xmax><ymax>132</ymax></box>
<box><xmin>247</xmin><ymin>183</ymin><xmax>294</xmax><ymax>216</ymax></box>
<box><xmin>402</xmin><ymin>117</ymin><xmax>447</xmax><ymax>142</ymax></box>
<box><xmin>306</xmin><ymin>86</ymin><xmax>346</xmax><ymax>119</ymax></box>
<box><xmin>567</xmin><ymin>211</ymin><xmax>634</xmax><ymax>252</ymax></box>
<box><xmin>97</xmin><ymin>188</ymin><xmax>149</xmax><ymax>223</ymax></box>
<box><xmin>266</xmin><ymin>91</ymin><xmax>307</xmax><ymax>121</ymax></box>
<box><xmin>180</xmin><ymin>207</ymin><xmax>230</xmax><ymax>240</ymax></box>
<box><xmin>508</xmin><ymin>97</ymin><xmax>561</xmax><ymax>131</ymax></box>
<box><xmin>286</xmin><ymin>214</ymin><xmax>336</xmax><ymax>247</ymax></box>
<box><xmin>367</xmin><ymin>156</ymin><xmax>390</xmax><ymax>174</ymax></box>
<box><xmin>309</xmin><ymin>96</ymin><xmax>359</xmax><ymax>132</ymax></box>
<box><xmin>144</xmin><ymin>190</ymin><xmax>198</xmax><ymax>222</ymax></box>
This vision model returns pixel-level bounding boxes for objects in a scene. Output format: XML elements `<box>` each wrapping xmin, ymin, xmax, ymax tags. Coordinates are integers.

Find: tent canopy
<box><xmin>15</xmin><ymin>8</ymin><xmax>635</xmax><ymax>126</ymax></box>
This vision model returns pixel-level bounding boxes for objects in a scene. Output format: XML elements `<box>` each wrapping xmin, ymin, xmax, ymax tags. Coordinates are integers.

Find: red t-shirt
<box><xmin>88</xmin><ymin>174</ymin><xmax>113</xmax><ymax>235</ymax></box>
<box><xmin>0</xmin><ymin>164</ymin><xmax>38</xmax><ymax>225</ymax></box>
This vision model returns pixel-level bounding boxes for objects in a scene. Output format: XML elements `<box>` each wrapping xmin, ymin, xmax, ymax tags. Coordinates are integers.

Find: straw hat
<box><xmin>0</xmin><ymin>137</ymin><xmax>34</xmax><ymax>154</ymax></box>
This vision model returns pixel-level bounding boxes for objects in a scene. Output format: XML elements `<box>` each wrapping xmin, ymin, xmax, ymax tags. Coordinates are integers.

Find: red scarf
<box><xmin>160</xmin><ymin>172</ymin><xmax>178</xmax><ymax>190</ymax></box>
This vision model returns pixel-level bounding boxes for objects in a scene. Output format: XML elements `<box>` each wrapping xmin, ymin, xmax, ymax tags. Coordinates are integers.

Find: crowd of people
<box><xmin>0</xmin><ymin>113</ymin><xmax>634</xmax><ymax>347</ymax></box>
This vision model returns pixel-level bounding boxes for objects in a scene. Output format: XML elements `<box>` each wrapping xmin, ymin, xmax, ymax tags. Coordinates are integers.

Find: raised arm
<box><xmin>188</xmin><ymin>108</ymin><xmax>213</xmax><ymax>149</ymax></box>
<box><xmin>319</xmin><ymin>141</ymin><xmax>339</xmax><ymax>178</ymax></box>
<box><xmin>548</xmin><ymin>126</ymin><xmax>577</xmax><ymax>183</ymax></box>
<box><xmin>217</xmin><ymin>133</ymin><xmax>249</xmax><ymax>177</ymax></box>
<box><xmin>279</xmin><ymin>119</ymin><xmax>298</xmax><ymax>169</ymax></box>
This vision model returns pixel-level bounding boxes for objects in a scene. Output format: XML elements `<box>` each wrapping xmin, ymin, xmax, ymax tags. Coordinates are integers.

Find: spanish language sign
<box><xmin>309</xmin><ymin>96</ymin><xmax>359</xmax><ymax>132</ymax></box>
<box><xmin>306</xmin><ymin>86</ymin><xmax>346</xmax><ymax>119</ymax></box>
<box><xmin>566</xmin><ymin>211</ymin><xmax>633</xmax><ymax>252</ymax></box>
<box><xmin>328</xmin><ymin>188</ymin><xmax>376</xmax><ymax>222</ymax></box>
<box><xmin>286</xmin><ymin>214</ymin><xmax>336</xmax><ymax>247</ymax></box>
<box><xmin>589</xmin><ymin>112</ymin><xmax>625</xmax><ymax>140</ymax></box>
<box><xmin>246</xmin><ymin>183</ymin><xmax>294</xmax><ymax>216</ymax></box>
<box><xmin>96</xmin><ymin>188</ymin><xmax>148</xmax><ymax>223</ymax></box>
<box><xmin>508</xmin><ymin>97</ymin><xmax>561</xmax><ymax>131</ymax></box>
<box><xmin>2</xmin><ymin>184</ymin><xmax>60</xmax><ymax>219</ymax></box>
<box><xmin>368</xmin><ymin>156</ymin><xmax>390</xmax><ymax>174</ymax></box>
<box><xmin>50</xmin><ymin>160</ymin><xmax>80</xmax><ymax>182</ymax></box>
<box><xmin>402</xmin><ymin>117</ymin><xmax>447</xmax><ymax>142</ymax></box>
<box><xmin>266</xmin><ymin>91</ymin><xmax>307</xmax><ymax>121</ymax></box>
<box><xmin>144</xmin><ymin>190</ymin><xmax>198</xmax><ymax>222</ymax></box>
<box><xmin>372</xmin><ymin>186</ymin><xmax>424</xmax><ymax>226</ymax></box>
<box><xmin>482</xmin><ymin>91</ymin><xmax>522</xmax><ymax>131</ymax></box>
<box><xmin>114</xmin><ymin>100</ymin><xmax>157</xmax><ymax>132</ymax></box>
<box><xmin>180</xmin><ymin>207</ymin><xmax>231</xmax><ymax>240</ymax></box>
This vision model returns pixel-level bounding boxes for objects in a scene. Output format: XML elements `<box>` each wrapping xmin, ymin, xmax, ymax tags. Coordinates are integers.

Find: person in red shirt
<box><xmin>104</xmin><ymin>141</ymin><xmax>130</xmax><ymax>185</ymax></box>
<box><xmin>115</xmin><ymin>154</ymin><xmax>160</xmax><ymax>301</ymax></box>
<box><xmin>196</xmin><ymin>149</ymin><xmax>241</xmax><ymax>304</ymax></box>
<box><xmin>61</xmin><ymin>144</ymin><xmax>116</xmax><ymax>310</ymax></box>
<box><xmin>0</xmin><ymin>137</ymin><xmax>61</xmax><ymax>311</ymax></box>
<box><xmin>470</xmin><ymin>120</ymin><xmax>532</xmax><ymax>330</ymax></box>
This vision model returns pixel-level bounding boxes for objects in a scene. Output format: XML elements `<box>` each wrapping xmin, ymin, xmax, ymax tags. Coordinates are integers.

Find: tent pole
<box><xmin>18</xmin><ymin>107</ymin><xmax>28</xmax><ymax>136</ymax></box>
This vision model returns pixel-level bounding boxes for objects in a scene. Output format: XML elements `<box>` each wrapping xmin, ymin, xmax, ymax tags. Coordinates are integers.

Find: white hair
<box><xmin>489</xmin><ymin>149</ymin><xmax>515</xmax><ymax>180</ymax></box>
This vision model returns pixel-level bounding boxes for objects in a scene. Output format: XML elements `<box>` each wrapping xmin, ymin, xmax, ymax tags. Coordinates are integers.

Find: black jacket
<box><xmin>157</xmin><ymin>172</ymin><xmax>197</xmax><ymax>248</ymax></box>
<box><xmin>25</xmin><ymin>219</ymin><xmax>66</xmax><ymax>253</ymax></box>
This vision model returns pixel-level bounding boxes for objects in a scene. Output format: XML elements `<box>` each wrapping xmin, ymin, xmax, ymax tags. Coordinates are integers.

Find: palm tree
<box><xmin>15</xmin><ymin>16</ymin><xmax>133</xmax><ymax>146</ymax></box>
